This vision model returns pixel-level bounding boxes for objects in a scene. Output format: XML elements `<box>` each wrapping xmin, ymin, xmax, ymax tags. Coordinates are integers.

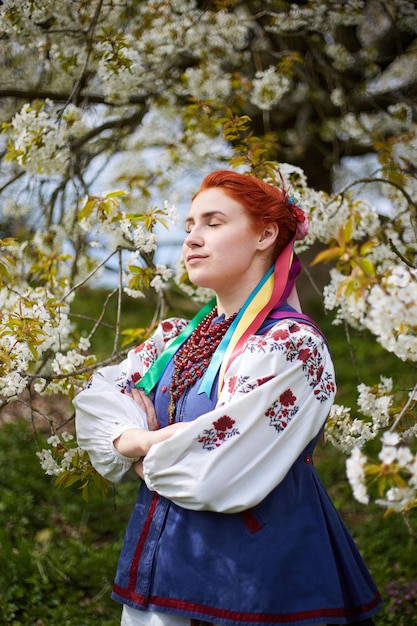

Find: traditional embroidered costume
<box><xmin>75</xmin><ymin>234</ymin><xmax>381</xmax><ymax>625</ymax></box>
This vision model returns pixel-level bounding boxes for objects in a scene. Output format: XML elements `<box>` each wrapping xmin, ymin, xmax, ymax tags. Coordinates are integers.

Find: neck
<box><xmin>214</xmin><ymin>255</ymin><xmax>274</xmax><ymax>318</ymax></box>
<box><xmin>215</xmin><ymin>277</ymin><xmax>264</xmax><ymax>318</ymax></box>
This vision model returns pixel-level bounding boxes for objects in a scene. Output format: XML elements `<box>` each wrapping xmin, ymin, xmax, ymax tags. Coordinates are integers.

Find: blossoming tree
<box><xmin>1</xmin><ymin>0</ymin><xmax>417</xmax><ymax>514</ymax></box>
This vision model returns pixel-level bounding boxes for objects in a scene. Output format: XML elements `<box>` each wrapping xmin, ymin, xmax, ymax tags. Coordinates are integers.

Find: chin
<box><xmin>190</xmin><ymin>279</ymin><xmax>217</xmax><ymax>293</ymax></box>
<box><xmin>187</xmin><ymin>271</ymin><xmax>211</xmax><ymax>288</ymax></box>
<box><xmin>190</xmin><ymin>280</ymin><xmax>213</xmax><ymax>290</ymax></box>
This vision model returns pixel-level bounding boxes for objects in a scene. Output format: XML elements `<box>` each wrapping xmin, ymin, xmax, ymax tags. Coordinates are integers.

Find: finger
<box><xmin>130</xmin><ymin>387</ymin><xmax>146</xmax><ymax>410</ymax></box>
<box><xmin>138</xmin><ymin>389</ymin><xmax>159</xmax><ymax>431</ymax></box>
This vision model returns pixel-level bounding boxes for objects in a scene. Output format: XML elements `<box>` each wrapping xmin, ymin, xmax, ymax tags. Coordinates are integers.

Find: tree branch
<box><xmin>0</xmin><ymin>88</ymin><xmax>148</xmax><ymax>106</ymax></box>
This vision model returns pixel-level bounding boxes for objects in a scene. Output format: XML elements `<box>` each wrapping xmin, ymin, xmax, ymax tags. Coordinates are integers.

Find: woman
<box><xmin>74</xmin><ymin>170</ymin><xmax>381</xmax><ymax>626</ymax></box>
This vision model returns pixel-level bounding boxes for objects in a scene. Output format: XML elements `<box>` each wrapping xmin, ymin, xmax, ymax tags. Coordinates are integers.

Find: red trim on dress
<box><xmin>113</xmin><ymin>587</ymin><xmax>381</xmax><ymax>624</ymax></box>
<box><xmin>240</xmin><ymin>509</ymin><xmax>263</xmax><ymax>533</ymax></box>
<box><xmin>128</xmin><ymin>492</ymin><xmax>160</xmax><ymax>591</ymax></box>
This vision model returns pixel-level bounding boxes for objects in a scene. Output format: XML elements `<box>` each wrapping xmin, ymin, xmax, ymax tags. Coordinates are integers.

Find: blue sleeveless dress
<box><xmin>112</xmin><ymin>308</ymin><xmax>381</xmax><ymax>625</ymax></box>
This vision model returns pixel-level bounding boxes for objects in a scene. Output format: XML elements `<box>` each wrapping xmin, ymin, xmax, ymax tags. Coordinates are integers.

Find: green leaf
<box><xmin>357</xmin><ymin>257</ymin><xmax>375</xmax><ymax>277</ymax></box>
<box><xmin>311</xmin><ymin>247</ymin><xmax>344</xmax><ymax>265</ymax></box>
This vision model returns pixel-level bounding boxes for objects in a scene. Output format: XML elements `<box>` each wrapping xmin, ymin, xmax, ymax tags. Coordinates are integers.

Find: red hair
<box><xmin>195</xmin><ymin>170</ymin><xmax>297</xmax><ymax>259</ymax></box>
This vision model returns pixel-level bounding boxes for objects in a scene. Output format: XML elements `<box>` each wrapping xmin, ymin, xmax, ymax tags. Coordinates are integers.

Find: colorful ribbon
<box><xmin>137</xmin><ymin>237</ymin><xmax>300</xmax><ymax>399</ymax></box>
<box><xmin>136</xmin><ymin>297</ymin><xmax>216</xmax><ymax>394</ymax></box>
<box><xmin>209</xmin><ymin>238</ymin><xmax>297</xmax><ymax>397</ymax></box>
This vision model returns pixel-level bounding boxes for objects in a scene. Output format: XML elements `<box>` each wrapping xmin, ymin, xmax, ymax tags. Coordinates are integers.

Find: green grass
<box><xmin>1</xmin><ymin>291</ymin><xmax>416</xmax><ymax>624</ymax></box>
<box><xmin>0</xmin><ymin>419</ymin><xmax>137</xmax><ymax>625</ymax></box>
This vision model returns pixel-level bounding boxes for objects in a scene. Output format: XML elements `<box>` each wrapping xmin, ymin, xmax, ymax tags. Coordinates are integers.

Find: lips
<box><xmin>186</xmin><ymin>254</ymin><xmax>207</xmax><ymax>264</ymax></box>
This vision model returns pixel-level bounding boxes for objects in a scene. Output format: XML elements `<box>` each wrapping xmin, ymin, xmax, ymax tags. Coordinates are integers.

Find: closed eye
<box><xmin>185</xmin><ymin>222</ymin><xmax>221</xmax><ymax>233</ymax></box>
<box><xmin>185</xmin><ymin>210</ymin><xmax>227</xmax><ymax>233</ymax></box>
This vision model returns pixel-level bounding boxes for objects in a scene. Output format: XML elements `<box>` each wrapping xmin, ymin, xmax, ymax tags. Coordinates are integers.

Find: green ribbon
<box><xmin>136</xmin><ymin>297</ymin><xmax>216</xmax><ymax>393</ymax></box>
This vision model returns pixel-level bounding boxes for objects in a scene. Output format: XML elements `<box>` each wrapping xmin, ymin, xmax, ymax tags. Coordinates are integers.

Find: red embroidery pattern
<box><xmin>161</xmin><ymin>320</ymin><xmax>177</xmax><ymax>338</ymax></box>
<box><xmin>135</xmin><ymin>340</ymin><xmax>158</xmax><ymax>369</ymax></box>
<box><xmin>227</xmin><ymin>375</ymin><xmax>238</xmax><ymax>394</ymax></box>
<box><xmin>119</xmin><ymin>318</ymin><xmax>187</xmax><ymax>393</ymax></box>
<box><xmin>248</xmin><ymin>322</ymin><xmax>335</xmax><ymax>403</ymax></box>
<box><xmin>134</xmin><ymin>318</ymin><xmax>187</xmax><ymax>368</ymax></box>
<box><xmin>236</xmin><ymin>374</ymin><xmax>275</xmax><ymax>395</ymax></box>
<box><xmin>225</xmin><ymin>374</ymin><xmax>275</xmax><ymax>398</ymax></box>
<box><xmin>265</xmin><ymin>388</ymin><xmax>298</xmax><ymax>432</ymax></box>
<box><xmin>197</xmin><ymin>415</ymin><xmax>240</xmax><ymax>451</ymax></box>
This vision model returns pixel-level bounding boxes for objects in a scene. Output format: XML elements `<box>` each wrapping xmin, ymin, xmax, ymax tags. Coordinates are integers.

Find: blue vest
<box><xmin>112</xmin><ymin>308</ymin><xmax>381</xmax><ymax>624</ymax></box>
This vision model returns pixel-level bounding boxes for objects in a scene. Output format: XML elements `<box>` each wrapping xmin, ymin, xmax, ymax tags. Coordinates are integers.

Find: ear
<box><xmin>257</xmin><ymin>222</ymin><xmax>279</xmax><ymax>250</ymax></box>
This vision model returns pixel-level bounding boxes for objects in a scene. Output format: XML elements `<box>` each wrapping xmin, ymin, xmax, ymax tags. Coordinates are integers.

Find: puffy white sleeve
<box><xmin>73</xmin><ymin>317</ymin><xmax>188</xmax><ymax>483</ymax></box>
<box><xmin>143</xmin><ymin>320</ymin><xmax>336</xmax><ymax>513</ymax></box>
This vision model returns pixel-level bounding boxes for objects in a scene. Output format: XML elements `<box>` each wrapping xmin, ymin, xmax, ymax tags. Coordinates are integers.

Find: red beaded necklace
<box><xmin>168</xmin><ymin>308</ymin><xmax>238</xmax><ymax>423</ymax></box>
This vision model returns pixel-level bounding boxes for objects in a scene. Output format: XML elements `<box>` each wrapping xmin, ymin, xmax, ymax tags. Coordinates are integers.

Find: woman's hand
<box><xmin>130</xmin><ymin>386</ymin><xmax>160</xmax><ymax>431</ymax></box>
<box><xmin>131</xmin><ymin>422</ymin><xmax>188</xmax><ymax>480</ymax></box>
<box><xmin>113</xmin><ymin>384</ymin><xmax>189</xmax><ymax>478</ymax></box>
<box><xmin>113</xmin><ymin>422</ymin><xmax>187</xmax><ymax>461</ymax></box>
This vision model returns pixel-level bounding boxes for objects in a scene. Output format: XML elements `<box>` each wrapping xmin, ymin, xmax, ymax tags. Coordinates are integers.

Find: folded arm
<box><xmin>73</xmin><ymin>317</ymin><xmax>188</xmax><ymax>482</ymax></box>
<box><xmin>143</xmin><ymin>321</ymin><xmax>336</xmax><ymax>512</ymax></box>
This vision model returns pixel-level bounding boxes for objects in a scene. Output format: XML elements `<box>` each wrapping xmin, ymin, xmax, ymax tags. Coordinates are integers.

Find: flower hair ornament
<box><xmin>287</xmin><ymin>192</ymin><xmax>309</xmax><ymax>241</ymax></box>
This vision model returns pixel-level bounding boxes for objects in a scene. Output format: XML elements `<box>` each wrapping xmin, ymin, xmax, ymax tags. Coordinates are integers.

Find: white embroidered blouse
<box><xmin>74</xmin><ymin>315</ymin><xmax>336</xmax><ymax>514</ymax></box>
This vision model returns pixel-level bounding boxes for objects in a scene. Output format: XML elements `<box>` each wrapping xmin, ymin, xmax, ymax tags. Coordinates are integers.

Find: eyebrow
<box><xmin>185</xmin><ymin>210</ymin><xmax>227</xmax><ymax>226</ymax></box>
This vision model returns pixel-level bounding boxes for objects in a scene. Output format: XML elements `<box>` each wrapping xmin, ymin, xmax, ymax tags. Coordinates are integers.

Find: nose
<box><xmin>183</xmin><ymin>226</ymin><xmax>203</xmax><ymax>248</ymax></box>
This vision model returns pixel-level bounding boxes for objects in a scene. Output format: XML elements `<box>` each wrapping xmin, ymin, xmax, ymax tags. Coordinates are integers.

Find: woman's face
<box><xmin>183</xmin><ymin>188</ymin><xmax>271</xmax><ymax>301</ymax></box>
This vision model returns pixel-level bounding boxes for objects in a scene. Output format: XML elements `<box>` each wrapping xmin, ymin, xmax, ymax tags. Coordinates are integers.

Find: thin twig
<box><xmin>343</xmin><ymin>320</ymin><xmax>363</xmax><ymax>385</ymax></box>
<box><xmin>60</xmin><ymin>249</ymin><xmax>119</xmax><ymax>302</ymax></box>
<box><xmin>87</xmin><ymin>286</ymin><xmax>119</xmax><ymax>343</ymax></box>
<box><xmin>388</xmin><ymin>238</ymin><xmax>417</xmax><ymax>269</ymax></box>
<box><xmin>112</xmin><ymin>248</ymin><xmax>123</xmax><ymax>356</ymax></box>
<box><xmin>63</xmin><ymin>0</ymin><xmax>105</xmax><ymax>109</ymax></box>
<box><xmin>390</xmin><ymin>382</ymin><xmax>417</xmax><ymax>431</ymax></box>
<box><xmin>0</xmin><ymin>170</ymin><xmax>25</xmax><ymax>194</ymax></box>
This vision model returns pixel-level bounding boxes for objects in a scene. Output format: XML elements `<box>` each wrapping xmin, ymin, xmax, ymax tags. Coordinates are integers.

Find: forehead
<box><xmin>187</xmin><ymin>187</ymin><xmax>246</xmax><ymax>218</ymax></box>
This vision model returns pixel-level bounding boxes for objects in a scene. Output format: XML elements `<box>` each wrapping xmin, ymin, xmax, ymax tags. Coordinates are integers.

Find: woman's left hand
<box><xmin>130</xmin><ymin>387</ymin><xmax>160</xmax><ymax>431</ymax></box>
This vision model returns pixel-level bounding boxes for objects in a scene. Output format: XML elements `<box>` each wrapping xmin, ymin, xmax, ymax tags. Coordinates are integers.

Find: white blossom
<box><xmin>47</xmin><ymin>435</ymin><xmax>61</xmax><ymax>448</ymax></box>
<box><xmin>150</xmin><ymin>264</ymin><xmax>174</xmax><ymax>293</ymax></box>
<box><xmin>409</xmin><ymin>456</ymin><xmax>417</xmax><ymax>487</ymax></box>
<box><xmin>164</xmin><ymin>201</ymin><xmax>179</xmax><ymax>225</ymax></box>
<box><xmin>330</xmin><ymin>88</ymin><xmax>345</xmax><ymax>107</ymax></box>
<box><xmin>8</xmin><ymin>100</ymin><xmax>87</xmax><ymax>175</ymax></box>
<box><xmin>0</xmin><ymin>371</ymin><xmax>29</xmax><ymax>398</ymax></box>
<box><xmin>364</xmin><ymin>265</ymin><xmax>417</xmax><ymax>361</ymax></box>
<box><xmin>36</xmin><ymin>449</ymin><xmax>63</xmax><ymax>476</ymax></box>
<box><xmin>61</xmin><ymin>448</ymin><xmax>78</xmax><ymax>470</ymax></box>
<box><xmin>78</xmin><ymin>337</ymin><xmax>91</xmax><ymax>352</ymax></box>
<box><xmin>33</xmin><ymin>378</ymin><xmax>47</xmax><ymax>394</ymax></box>
<box><xmin>378</xmin><ymin>445</ymin><xmax>397</xmax><ymax>465</ymax></box>
<box><xmin>250</xmin><ymin>67</ymin><xmax>291</xmax><ymax>111</ymax></box>
<box><xmin>2</xmin><ymin>198</ymin><xmax>31</xmax><ymax>218</ymax></box>
<box><xmin>184</xmin><ymin>63</ymin><xmax>232</xmax><ymax>101</ymax></box>
<box><xmin>346</xmin><ymin>447</ymin><xmax>369</xmax><ymax>504</ymax></box>
<box><xmin>376</xmin><ymin>487</ymin><xmax>416</xmax><ymax>512</ymax></box>
<box><xmin>381</xmin><ymin>431</ymin><xmax>400</xmax><ymax>446</ymax></box>
<box><xmin>52</xmin><ymin>349</ymin><xmax>90</xmax><ymax>375</ymax></box>
<box><xmin>132</xmin><ymin>228</ymin><xmax>158</xmax><ymax>254</ymax></box>
<box><xmin>123</xmin><ymin>287</ymin><xmax>146</xmax><ymax>299</ymax></box>
<box><xmin>397</xmin><ymin>447</ymin><xmax>413</xmax><ymax>467</ymax></box>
